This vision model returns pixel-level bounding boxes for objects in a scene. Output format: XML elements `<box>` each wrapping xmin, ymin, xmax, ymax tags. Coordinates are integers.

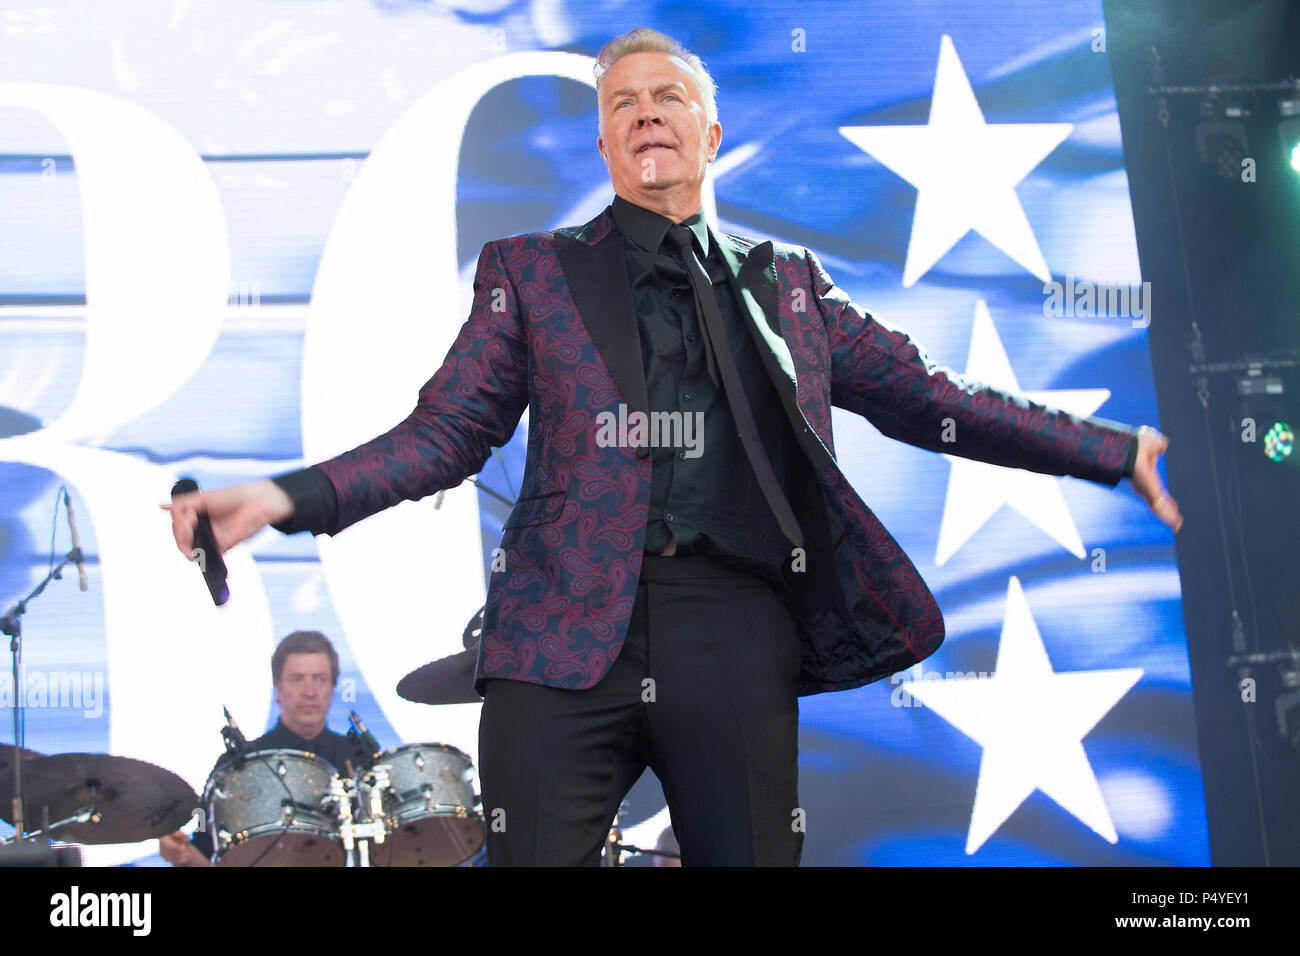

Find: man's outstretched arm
<box><xmin>807</xmin><ymin>249</ymin><xmax>1181</xmax><ymax>531</ymax></box>
<box><xmin>163</xmin><ymin>239</ymin><xmax>530</xmax><ymax>557</ymax></box>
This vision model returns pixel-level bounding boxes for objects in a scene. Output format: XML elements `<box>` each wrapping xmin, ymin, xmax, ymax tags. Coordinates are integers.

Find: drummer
<box><xmin>158</xmin><ymin>630</ymin><xmax>357</xmax><ymax>866</ymax></box>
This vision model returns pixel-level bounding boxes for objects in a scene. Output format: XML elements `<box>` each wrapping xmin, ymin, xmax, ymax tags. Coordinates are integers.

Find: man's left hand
<box><xmin>1129</xmin><ymin>426</ymin><xmax>1183</xmax><ymax>533</ymax></box>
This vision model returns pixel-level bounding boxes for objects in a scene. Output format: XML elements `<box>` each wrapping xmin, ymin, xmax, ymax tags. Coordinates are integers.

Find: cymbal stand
<box><xmin>21</xmin><ymin>806</ymin><xmax>97</xmax><ymax>842</ymax></box>
<box><xmin>1</xmin><ymin>542</ymin><xmax>84</xmax><ymax>840</ymax></box>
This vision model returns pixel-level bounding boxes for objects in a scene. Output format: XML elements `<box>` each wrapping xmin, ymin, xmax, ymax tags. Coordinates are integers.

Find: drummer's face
<box><xmin>274</xmin><ymin>651</ymin><xmax>334</xmax><ymax>737</ymax></box>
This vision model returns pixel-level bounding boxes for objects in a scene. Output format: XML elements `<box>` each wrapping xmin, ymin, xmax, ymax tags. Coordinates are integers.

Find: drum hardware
<box><xmin>0</xmin><ymin>490</ymin><xmax>201</xmax><ymax>851</ymax></box>
<box><xmin>330</xmin><ymin>775</ymin><xmax>360</xmax><ymax>866</ymax></box>
<box><xmin>2</xmin><ymin>487</ymin><xmax>96</xmax><ymax>841</ymax></box>
<box><xmin>366</xmin><ymin>765</ymin><xmax>389</xmax><ymax>839</ymax></box>
<box><xmin>347</xmin><ymin>710</ymin><xmax>381</xmax><ymax>761</ymax></box>
<box><xmin>20</xmin><ymin>805</ymin><xmax>98</xmax><ymax>843</ymax></box>
<box><xmin>330</xmin><ymin>767</ymin><xmax>390</xmax><ymax>867</ymax></box>
<box><xmin>603</xmin><ymin>815</ymin><xmax>625</xmax><ymax>867</ymax></box>
<box><xmin>606</xmin><ymin>841</ymin><xmax>682</xmax><ymax>864</ymax></box>
<box><xmin>598</xmin><ymin>804</ymin><xmax>682</xmax><ymax>866</ymax></box>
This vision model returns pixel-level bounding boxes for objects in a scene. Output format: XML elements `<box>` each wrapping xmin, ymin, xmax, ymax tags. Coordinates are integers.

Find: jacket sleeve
<box><xmin>281</xmin><ymin>240</ymin><xmax>530</xmax><ymax>536</ymax></box>
<box><xmin>269</xmin><ymin>467</ymin><xmax>338</xmax><ymax>536</ymax></box>
<box><xmin>807</xmin><ymin>248</ymin><xmax>1135</xmax><ymax>486</ymax></box>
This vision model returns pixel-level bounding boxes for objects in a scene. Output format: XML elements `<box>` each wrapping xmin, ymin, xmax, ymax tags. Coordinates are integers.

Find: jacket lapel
<box><xmin>718</xmin><ymin>233</ymin><xmax>834</xmax><ymax>473</ymax></box>
<box><xmin>554</xmin><ymin>213</ymin><xmax>649</xmax><ymax>417</ymax></box>
<box><xmin>716</xmin><ymin>234</ymin><xmax>798</xmax><ymax>391</ymax></box>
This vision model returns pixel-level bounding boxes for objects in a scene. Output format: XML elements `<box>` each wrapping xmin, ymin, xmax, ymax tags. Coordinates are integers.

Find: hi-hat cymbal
<box><xmin>396</xmin><ymin>649</ymin><xmax>480</xmax><ymax>705</ymax></box>
<box><xmin>398</xmin><ymin>606</ymin><xmax>484</xmax><ymax>705</ymax></box>
<box><xmin>0</xmin><ymin>752</ymin><xmax>197</xmax><ymax>844</ymax></box>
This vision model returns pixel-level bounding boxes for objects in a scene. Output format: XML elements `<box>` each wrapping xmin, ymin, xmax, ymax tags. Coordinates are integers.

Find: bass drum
<box><xmin>362</xmin><ymin>743</ymin><xmax>485</xmax><ymax>866</ymax></box>
<box><xmin>204</xmin><ymin>749</ymin><xmax>342</xmax><ymax>867</ymax></box>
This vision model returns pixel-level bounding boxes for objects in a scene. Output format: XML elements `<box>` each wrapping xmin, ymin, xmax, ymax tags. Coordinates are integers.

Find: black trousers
<box><xmin>478</xmin><ymin>554</ymin><xmax>803</xmax><ymax>866</ymax></box>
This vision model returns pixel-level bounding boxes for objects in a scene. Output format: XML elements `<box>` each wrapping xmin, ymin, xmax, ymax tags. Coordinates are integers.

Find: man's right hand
<box><xmin>160</xmin><ymin>479</ymin><xmax>294</xmax><ymax>560</ymax></box>
<box><xmin>159</xmin><ymin>830</ymin><xmax>211</xmax><ymax>867</ymax></box>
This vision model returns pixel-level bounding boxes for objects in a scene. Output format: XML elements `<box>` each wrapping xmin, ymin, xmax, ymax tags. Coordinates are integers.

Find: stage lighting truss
<box><xmin>1155</xmin><ymin>80</ymin><xmax>1300</xmax><ymax>180</ymax></box>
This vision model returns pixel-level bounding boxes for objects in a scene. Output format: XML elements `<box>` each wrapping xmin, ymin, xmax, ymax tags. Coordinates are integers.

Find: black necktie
<box><xmin>668</xmin><ymin>224</ymin><xmax>804</xmax><ymax>549</ymax></box>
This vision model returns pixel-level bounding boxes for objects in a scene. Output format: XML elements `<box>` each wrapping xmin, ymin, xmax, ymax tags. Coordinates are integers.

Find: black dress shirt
<box><xmin>609</xmin><ymin>194</ymin><xmax>796</xmax><ymax>589</ymax></box>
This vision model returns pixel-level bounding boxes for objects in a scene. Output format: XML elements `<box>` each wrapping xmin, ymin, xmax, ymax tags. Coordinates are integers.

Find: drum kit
<box><xmin>202</xmin><ymin>741</ymin><xmax>485</xmax><ymax>867</ymax></box>
<box><xmin>2</xmin><ymin>606</ymin><xmax>670</xmax><ymax>866</ymax></box>
<box><xmin>0</xmin><ymin>739</ymin><xmax>489</xmax><ymax>868</ymax></box>
<box><xmin>1</xmin><ymin>731</ymin><xmax>491</xmax><ymax>868</ymax></box>
<box><xmin>2</xmin><ymin>485</ymin><xmax>675</xmax><ymax>866</ymax></box>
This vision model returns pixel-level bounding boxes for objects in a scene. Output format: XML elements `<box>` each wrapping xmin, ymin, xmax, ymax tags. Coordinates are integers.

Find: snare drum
<box><xmin>360</xmin><ymin>743</ymin><xmax>485</xmax><ymax>866</ymax></box>
<box><xmin>204</xmin><ymin>749</ymin><xmax>343</xmax><ymax>867</ymax></box>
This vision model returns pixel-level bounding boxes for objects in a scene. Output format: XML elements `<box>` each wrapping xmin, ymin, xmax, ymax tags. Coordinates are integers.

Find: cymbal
<box><xmin>398</xmin><ymin>606</ymin><xmax>484</xmax><ymax>705</ymax></box>
<box><xmin>0</xmin><ymin>745</ymin><xmax>45</xmax><ymax>805</ymax></box>
<box><xmin>396</xmin><ymin>649</ymin><xmax>480</xmax><ymax>705</ymax></box>
<box><xmin>0</xmin><ymin>752</ymin><xmax>198</xmax><ymax>844</ymax></box>
<box><xmin>0</xmin><ymin>745</ymin><xmax>44</xmax><ymax>776</ymax></box>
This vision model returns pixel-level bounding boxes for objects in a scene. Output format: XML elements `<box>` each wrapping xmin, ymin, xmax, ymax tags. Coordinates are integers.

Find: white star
<box><xmin>902</xmin><ymin>576</ymin><xmax>1143</xmax><ymax>853</ymax></box>
<box><xmin>839</xmin><ymin>34</ymin><xmax>1072</xmax><ymax>287</ymax></box>
<box><xmin>935</xmin><ymin>300</ymin><xmax>1110</xmax><ymax>564</ymax></box>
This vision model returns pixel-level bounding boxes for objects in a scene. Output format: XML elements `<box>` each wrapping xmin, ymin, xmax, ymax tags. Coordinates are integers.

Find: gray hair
<box><xmin>593</xmin><ymin>28</ymin><xmax>718</xmax><ymax>135</ymax></box>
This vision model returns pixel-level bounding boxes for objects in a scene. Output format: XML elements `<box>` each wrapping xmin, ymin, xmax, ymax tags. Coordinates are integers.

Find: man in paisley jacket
<box><xmin>165</xmin><ymin>28</ymin><xmax>1182</xmax><ymax>866</ymax></box>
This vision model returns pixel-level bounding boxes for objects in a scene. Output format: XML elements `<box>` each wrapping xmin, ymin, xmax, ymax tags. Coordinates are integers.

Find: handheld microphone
<box><xmin>171</xmin><ymin>478</ymin><xmax>229</xmax><ymax>606</ymax></box>
<box><xmin>63</xmin><ymin>489</ymin><xmax>88</xmax><ymax>592</ymax></box>
<box><xmin>348</xmin><ymin>711</ymin><xmax>381</xmax><ymax>758</ymax></box>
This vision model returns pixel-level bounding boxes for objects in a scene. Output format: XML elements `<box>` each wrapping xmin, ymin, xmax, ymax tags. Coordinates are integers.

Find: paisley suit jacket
<box><xmin>311</xmin><ymin>205</ymin><xmax>1135</xmax><ymax>697</ymax></box>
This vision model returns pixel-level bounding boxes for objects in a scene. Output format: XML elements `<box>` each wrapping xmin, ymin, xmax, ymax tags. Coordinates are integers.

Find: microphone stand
<box><xmin>1</xmin><ymin>543</ymin><xmax>84</xmax><ymax>841</ymax></box>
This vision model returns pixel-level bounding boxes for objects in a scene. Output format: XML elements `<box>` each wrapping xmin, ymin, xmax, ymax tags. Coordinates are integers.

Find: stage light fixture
<box><xmin>1263</xmin><ymin>421</ymin><xmax>1294</xmax><ymax>462</ymax></box>
<box><xmin>1278</xmin><ymin>98</ymin><xmax>1300</xmax><ymax>175</ymax></box>
<box><xmin>1195</xmin><ymin>99</ymin><xmax>1252</xmax><ymax>180</ymax></box>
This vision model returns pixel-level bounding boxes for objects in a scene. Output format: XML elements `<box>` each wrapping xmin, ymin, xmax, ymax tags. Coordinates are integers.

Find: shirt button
<box><xmin>677</xmin><ymin>450</ymin><xmax>686</xmax><ymax>461</ymax></box>
<box><xmin>682</xmin><ymin>393</ymin><xmax>691</xmax><ymax>402</ymax></box>
<box><xmin>665</xmin><ymin>512</ymin><xmax>675</xmax><ymax>522</ymax></box>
